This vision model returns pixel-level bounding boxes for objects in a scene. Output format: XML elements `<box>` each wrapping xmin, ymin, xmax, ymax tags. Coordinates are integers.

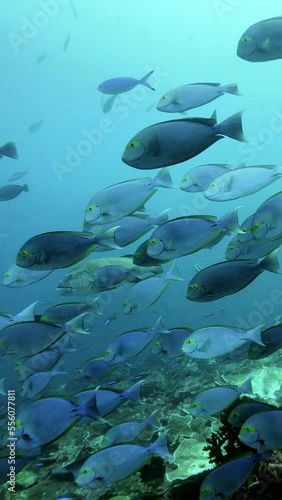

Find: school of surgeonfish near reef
<box><xmin>1</xmin><ymin>5</ymin><xmax>282</xmax><ymax>499</ymax></box>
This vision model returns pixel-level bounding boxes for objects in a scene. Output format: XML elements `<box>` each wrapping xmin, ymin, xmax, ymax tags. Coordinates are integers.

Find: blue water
<box><xmin>1</xmin><ymin>1</ymin><xmax>282</xmax><ymax>498</ymax></box>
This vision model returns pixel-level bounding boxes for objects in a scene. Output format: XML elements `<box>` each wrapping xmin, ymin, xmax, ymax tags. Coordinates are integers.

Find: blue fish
<box><xmin>101</xmin><ymin>410</ymin><xmax>158</xmax><ymax>448</ymax></box>
<box><xmin>76</xmin><ymin>431</ymin><xmax>170</xmax><ymax>488</ymax></box>
<box><xmin>239</xmin><ymin>410</ymin><xmax>282</xmax><ymax>451</ymax></box>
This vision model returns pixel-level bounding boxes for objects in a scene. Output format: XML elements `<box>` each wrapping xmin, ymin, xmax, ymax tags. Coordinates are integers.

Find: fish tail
<box><xmin>23</xmin><ymin>184</ymin><xmax>29</xmax><ymax>192</ymax></box>
<box><xmin>88</xmin><ymin>296</ymin><xmax>103</xmax><ymax>315</ymax></box>
<box><xmin>238</xmin><ymin>377</ymin><xmax>253</xmax><ymax>395</ymax></box>
<box><xmin>93</xmin><ymin>227</ymin><xmax>121</xmax><ymax>250</ymax></box>
<box><xmin>218</xmin><ymin>207</ymin><xmax>242</xmax><ymax>233</ymax></box>
<box><xmin>149</xmin><ymin>209</ymin><xmax>171</xmax><ymax>226</ymax></box>
<box><xmin>0</xmin><ymin>140</ymin><xmax>19</xmax><ymax>159</ymax></box>
<box><xmin>153</xmin><ymin>167</ymin><xmax>175</xmax><ymax>189</ymax></box>
<box><xmin>221</xmin><ymin>83</ymin><xmax>241</xmax><ymax>96</ymax></box>
<box><xmin>260</xmin><ymin>251</ymin><xmax>281</xmax><ymax>274</ymax></box>
<box><xmin>52</xmin><ymin>359</ymin><xmax>67</xmax><ymax>376</ymax></box>
<box><xmin>149</xmin><ymin>430</ymin><xmax>171</xmax><ymax>458</ymax></box>
<box><xmin>123</xmin><ymin>379</ymin><xmax>144</xmax><ymax>402</ymax></box>
<box><xmin>64</xmin><ymin>312</ymin><xmax>91</xmax><ymax>334</ymax></box>
<box><xmin>139</xmin><ymin>70</ymin><xmax>155</xmax><ymax>91</ymax></box>
<box><xmin>165</xmin><ymin>261</ymin><xmax>183</xmax><ymax>282</ymax></box>
<box><xmin>144</xmin><ymin>409</ymin><xmax>158</xmax><ymax>430</ymax></box>
<box><xmin>151</xmin><ymin>316</ymin><xmax>169</xmax><ymax>335</ymax></box>
<box><xmin>245</xmin><ymin>324</ymin><xmax>265</xmax><ymax>346</ymax></box>
<box><xmin>217</xmin><ymin>111</ymin><xmax>247</xmax><ymax>142</ymax></box>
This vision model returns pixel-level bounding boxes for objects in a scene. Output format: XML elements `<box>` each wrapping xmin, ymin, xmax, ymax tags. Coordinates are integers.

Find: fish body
<box><xmin>248</xmin><ymin>324</ymin><xmax>282</xmax><ymax>359</ymax></box>
<box><xmin>190</xmin><ymin>378</ymin><xmax>253</xmax><ymax>417</ymax></box>
<box><xmin>152</xmin><ymin>327</ymin><xmax>192</xmax><ymax>357</ymax></box>
<box><xmin>180</xmin><ymin>163</ymin><xmax>231</xmax><ymax>192</ymax></box>
<box><xmin>228</xmin><ymin>402</ymin><xmax>277</xmax><ymax>427</ymax></box>
<box><xmin>122</xmin><ymin>112</ymin><xmax>246</xmax><ymax>170</ymax></box>
<box><xmin>7</xmin><ymin>168</ymin><xmax>29</xmax><ymax>182</ymax></box>
<box><xmin>0</xmin><ymin>314</ymin><xmax>88</xmax><ymax>358</ymax></box>
<box><xmin>239</xmin><ymin>411</ymin><xmax>282</xmax><ymax>451</ymax></box>
<box><xmin>199</xmin><ymin>454</ymin><xmax>262</xmax><ymax>499</ymax></box>
<box><xmin>250</xmin><ymin>191</ymin><xmax>282</xmax><ymax>241</ymax></box>
<box><xmin>157</xmin><ymin>83</ymin><xmax>240</xmax><ymax>113</ymax></box>
<box><xmin>101</xmin><ymin>410</ymin><xmax>158</xmax><ymax>448</ymax></box>
<box><xmin>133</xmin><ymin>239</ymin><xmax>170</xmax><ymax>267</ymax></box>
<box><xmin>186</xmin><ymin>252</ymin><xmax>280</xmax><ymax>301</ymax></box>
<box><xmin>98</xmin><ymin>70</ymin><xmax>155</xmax><ymax>95</ymax></box>
<box><xmin>101</xmin><ymin>317</ymin><xmax>166</xmax><ymax>364</ymax></box>
<box><xmin>123</xmin><ymin>262</ymin><xmax>183</xmax><ymax>314</ymax></box>
<box><xmin>76</xmin><ymin>431</ymin><xmax>169</xmax><ymax>488</ymax></box>
<box><xmin>205</xmin><ymin>165</ymin><xmax>281</xmax><ymax>201</ymax></box>
<box><xmin>40</xmin><ymin>298</ymin><xmax>101</xmax><ymax>325</ymax></box>
<box><xmin>28</xmin><ymin>120</ymin><xmax>44</xmax><ymax>133</ymax></box>
<box><xmin>2</xmin><ymin>264</ymin><xmax>52</xmax><ymax>287</ymax></box>
<box><xmin>182</xmin><ymin>325</ymin><xmax>264</xmax><ymax>359</ymax></box>
<box><xmin>0</xmin><ymin>184</ymin><xmax>28</xmax><ymax>201</ymax></box>
<box><xmin>56</xmin><ymin>257</ymin><xmax>161</xmax><ymax>295</ymax></box>
<box><xmin>84</xmin><ymin>168</ymin><xmax>173</xmax><ymax>225</ymax></box>
<box><xmin>147</xmin><ymin>208</ymin><xmax>240</xmax><ymax>260</ymax></box>
<box><xmin>237</xmin><ymin>17</ymin><xmax>282</xmax><ymax>62</ymax></box>
<box><xmin>16</xmin><ymin>229</ymin><xmax>119</xmax><ymax>270</ymax></box>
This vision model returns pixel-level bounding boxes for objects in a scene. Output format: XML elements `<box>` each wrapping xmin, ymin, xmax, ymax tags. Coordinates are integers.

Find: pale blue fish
<box><xmin>151</xmin><ymin>327</ymin><xmax>193</xmax><ymax>358</ymax></box>
<box><xmin>0</xmin><ymin>313</ymin><xmax>89</xmax><ymax>358</ymax></box>
<box><xmin>147</xmin><ymin>208</ymin><xmax>241</xmax><ymax>260</ymax></box>
<box><xmin>239</xmin><ymin>411</ymin><xmax>282</xmax><ymax>451</ymax></box>
<box><xmin>205</xmin><ymin>165</ymin><xmax>282</xmax><ymax>201</ymax></box>
<box><xmin>189</xmin><ymin>378</ymin><xmax>253</xmax><ymax>417</ymax></box>
<box><xmin>101</xmin><ymin>410</ymin><xmax>158</xmax><ymax>448</ymax></box>
<box><xmin>237</xmin><ymin>17</ymin><xmax>282</xmax><ymax>62</ymax></box>
<box><xmin>84</xmin><ymin>209</ymin><xmax>170</xmax><ymax>245</ymax></box>
<box><xmin>7</xmin><ymin>168</ymin><xmax>29</xmax><ymax>182</ymax></box>
<box><xmin>39</xmin><ymin>297</ymin><xmax>101</xmax><ymax>325</ymax></box>
<box><xmin>181</xmin><ymin>324</ymin><xmax>264</xmax><ymax>359</ymax></box>
<box><xmin>0</xmin><ymin>140</ymin><xmax>19</xmax><ymax>160</ymax></box>
<box><xmin>199</xmin><ymin>453</ymin><xmax>264</xmax><ymax>500</ymax></box>
<box><xmin>157</xmin><ymin>82</ymin><xmax>240</xmax><ymax>113</ymax></box>
<box><xmin>248</xmin><ymin>324</ymin><xmax>282</xmax><ymax>359</ymax></box>
<box><xmin>180</xmin><ymin>163</ymin><xmax>232</xmax><ymax>192</ymax></box>
<box><xmin>186</xmin><ymin>252</ymin><xmax>281</xmax><ymax>302</ymax></box>
<box><xmin>228</xmin><ymin>402</ymin><xmax>277</xmax><ymax>427</ymax></box>
<box><xmin>75</xmin><ymin>380</ymin><xmax>144</xmax><ymax>418</ymax></box>
<box><xmin>28</xmin><ymin>120</ymin><xmax>44</xmax><ymax>133</ymax></box>
<box><xmin>100</xmin><ymin>317</ymin><xmax>167</xmax><ymax>364</ymax></box>
<box><xmin>20</xmin><ymin>361</ymin><xmax>66</xmax><ymax>399</ymax></box>
<box><xmin>76</xmin><ymin>431</ymin><xmax>170</xmax><ymax>488</ymax></box>
<box><xmin>98</xmin><ymin>71</ymin><xmax>155</xmax><ymax>95</ymax></box>
<box><xmin>249</xmin><ymin>191</ymin><xmax>282</xmax><ymax>241</ymax></box>
<box><xmin>225</xmin><ymin>213</ymin><xmax>282</xmax><ymax>259</ymax></box>
<box><xmin>15</xmin><ymin>393</ymin><xmax>98</xmax><ymax>450</ymax></box>
<box><xmin>84</xmin><ymin>167</ymin><xmax>174</xmax><ymax>226</ymax></box>
<box><xmin>16</xmin><ymin>337</ymin><xmax>76</xmax><ymax>379</ymax></box>
<box><xmin>16</xmin><ymin>229</ymin><xmax>120</xmax><ymax>271</ymax></box>
<box><xmin>2</xmin><ymin>263</ymin><xmax>53</xmax><ymax>288</ymax></box>
<box><xmin>123</xmin><ymin>261</ymin><xmax>183</xmax><ymax>314</ymax></box>
<box><xmin>122</xmin><ymin>111</ymin><xmax>246</xmax><ymax>170</ymax></box>
<box><xmin>0</xmin><ymin>301</ymin><xmax>39</xmax><ymax>330</ymax></box>
<box><xmin>74</xmin><ymin>358</ymin><xmax>118</xmax><ymax>384</ymax></box>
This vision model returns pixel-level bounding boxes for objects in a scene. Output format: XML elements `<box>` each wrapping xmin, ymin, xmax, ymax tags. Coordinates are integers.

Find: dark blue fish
<box><xmin>248</xmin><ymin>324</ymin><xmax>282</xmax><ymax>359</ymax></box>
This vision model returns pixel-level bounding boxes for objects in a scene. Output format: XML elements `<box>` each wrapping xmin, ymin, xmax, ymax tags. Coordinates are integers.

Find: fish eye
<box><xmin>190</xmin><ymin>403</ymin><xmax>199</xmax><ymax>408</ymax></box>
<box><xmin>154</xmin><ymin>341</ymin><xmax>161</xmax><ymax>346</ymax></box>
<box><xmin>19</xmin><ymin>251</ymin><xmax>31</xmax><ymax>257</ymax></box>
<box><xmin>79</xmin><ymin>467</ymin><xmax>92</xmax><ymax>476</ymax></box>
<box><xmin>190</xmin><ymin>284</ymin><xmax>200</xmax><ymax>290</ymax></box>
<box><xmin>231</xmin><ymin>412</ymin><xmax>239</xmax><ymax>418</ymax></box>
<box><xmin>250</xmin><ymin>347</ymin><xmax>258</xmax><ymax>353</ymax></box>
<box><xmin>201</xmin><ymin>487</ymin><xmax>213</xmax><ymax>494</ymax></box>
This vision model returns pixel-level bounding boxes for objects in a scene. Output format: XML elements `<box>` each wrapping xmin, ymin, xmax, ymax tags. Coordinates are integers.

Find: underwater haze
<box><xmin>1</xmin><ymin>1</ymin><xmax>282</xmax><ymax>499</ymax></box>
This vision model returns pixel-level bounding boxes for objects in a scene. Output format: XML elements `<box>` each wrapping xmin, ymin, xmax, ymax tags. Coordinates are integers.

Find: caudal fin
<box><xmin>259</xmin><ymin>251</ymin><xmax>281</xmax><ymax>274</ymax></box>
<box><xmin>0</xmin><ymin>140</ymin><xmax>19</xmax><ymax>160</ymax></box>
<box><xmin>218</xmin><ymin>111</ymin><xmax>247</xmax><ymax>143</ymax></box>
<box><xmin>149</xmin><ymin>430</ymin><xmax>171</xmax><ymax>458</ymax></box>
<box><xmin>139</xmin><ymin>70</ymin><xmax>155</xmax><ymax>91</ymax></box>
<box><xmin>153</xmin><ymin>168</ymin><xmax>175</xmax><ymax>189</ymax></box>
<box><xmin>245</xmin><ymin>324</ymin><xmax>265</xmax><ymax>346</ymax></box>
<box><xmin>221</xmin><ymin>83</ymin><xmax>241</xmax><ymax>96</ymax></box>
